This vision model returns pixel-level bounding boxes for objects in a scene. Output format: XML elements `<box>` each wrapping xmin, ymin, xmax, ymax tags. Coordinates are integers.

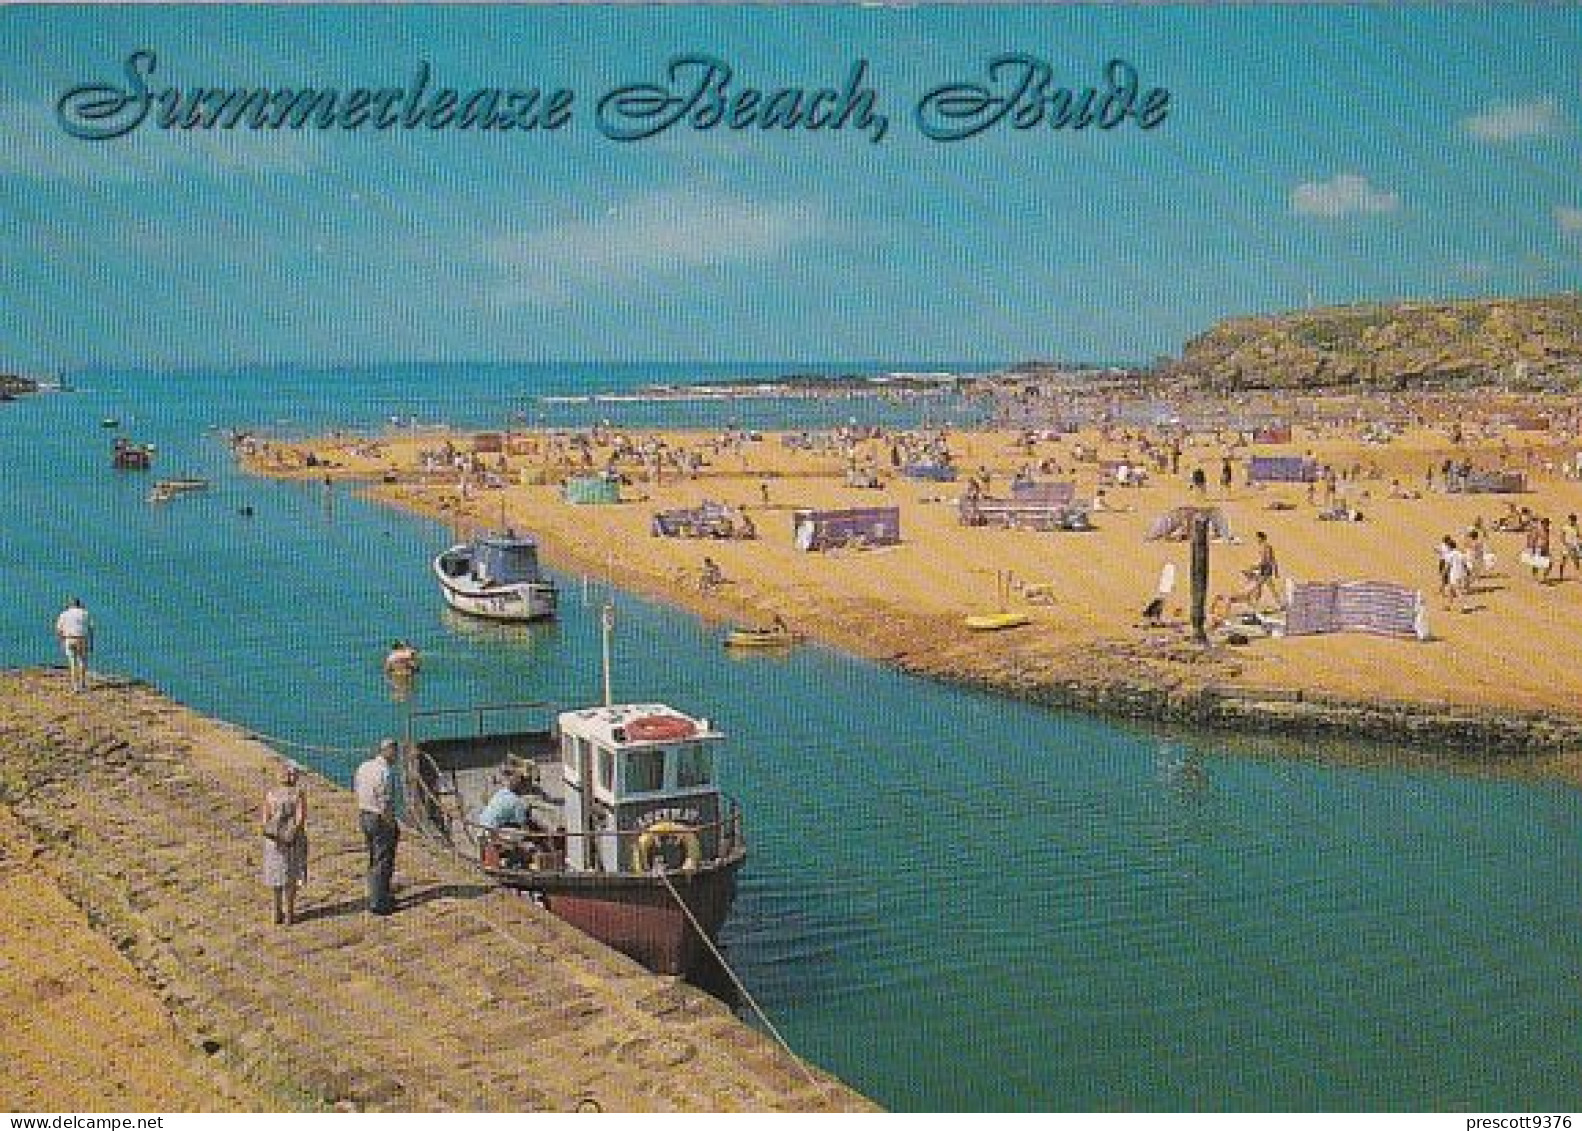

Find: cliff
<box><xmin>1171</xmin><ymin>293</ymin><xmax>1582</xmax><ymax>391</ymax></box>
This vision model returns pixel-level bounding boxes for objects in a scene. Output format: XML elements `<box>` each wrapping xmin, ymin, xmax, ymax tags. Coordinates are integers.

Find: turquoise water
<box><xmin>4</xmin><ymin>367</ymin><xmax>1582</xmax><ymax>1111</ymax></box>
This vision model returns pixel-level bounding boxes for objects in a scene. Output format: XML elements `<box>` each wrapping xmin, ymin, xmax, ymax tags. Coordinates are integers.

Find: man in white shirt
<box><xmin>354</xmin><ymin>739</ymin><xmax>400</xmax><ymax>915</ymax></box>
<box><xmin>54</xmin><ymin>598</ymin><xmax>93</xmax><ymax>693</ymax></box>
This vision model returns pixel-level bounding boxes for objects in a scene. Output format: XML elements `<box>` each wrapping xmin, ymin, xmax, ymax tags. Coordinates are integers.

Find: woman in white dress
<box><xmin>261</xmin><ymin>762</ymin><xmax>308</xmax><ymax>926</ymax></box>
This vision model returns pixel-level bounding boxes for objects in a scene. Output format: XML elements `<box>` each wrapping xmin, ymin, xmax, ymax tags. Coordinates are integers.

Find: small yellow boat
<box><xmin>963</xmin><ymin>612</ymin><xmax>1032</xmax><ymax>631</ymax></box>
<box><xmin>724</xmin><ymin>627</ymin><xmax>804</xmax><ymax>649</ymax></box>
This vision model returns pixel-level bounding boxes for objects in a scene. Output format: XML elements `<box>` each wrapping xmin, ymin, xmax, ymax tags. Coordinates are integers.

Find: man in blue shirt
<box><xmin>477</xmin><ymin>773</ymin><xmax>531</xmax><ymax>830</ymax></box>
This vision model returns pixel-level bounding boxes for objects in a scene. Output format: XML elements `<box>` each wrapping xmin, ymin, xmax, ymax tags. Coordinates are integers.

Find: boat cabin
<box><xmin>439</xmin><ymin>535</ymin><xmax>545</xmax><ymax>588</ymax></box>
<box><xmin>556</xmin><ymin>704</ymin><xmax>727</xmax><ymax>873</ymax></box>
<box><xmin>403</xmin><ymin>702</ymin><xmax>738</xmax><ymax>878</ymax></box>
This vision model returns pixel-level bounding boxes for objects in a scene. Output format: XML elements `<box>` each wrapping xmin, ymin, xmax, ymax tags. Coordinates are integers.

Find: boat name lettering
<box><xmin>638</xmin><ymin>807</ymin><xmax>702</xmax><ymax>827</ymax></box>
<box><xmin>916</xmin><ymin>56</ymin><xmax>1169</xmax><ymax>142</ymax></box>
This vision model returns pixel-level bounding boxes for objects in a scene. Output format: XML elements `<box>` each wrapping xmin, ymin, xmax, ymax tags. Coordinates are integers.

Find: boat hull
<box><xmin>433</xmin><ymin>542</ymin><xmax>558</xmax><ymax>622</ymax></box>
<box><xmin>510</xmin><ymin>855</ymin><xmax>744</xmax><ymax>977</ymax></box>
<box><xmin>436</xmin><ymin>574</ymin><xmax>557</xmax><ymax>621</ymax></box>
<box><xmin>724</xmin><ymin>630</ymin><xmax>803</xmax><ymax>649</ymax></box>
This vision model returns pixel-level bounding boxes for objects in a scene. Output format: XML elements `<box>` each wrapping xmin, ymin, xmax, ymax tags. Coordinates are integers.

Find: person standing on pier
<box><xmin>261</xmin><ymin>762</ymin><xmax>308</xmax><ymax>926</ymax></box>
<box><xmin>354</xmin><ymin>739</ymin><xmax>400</xmax><ymax>916</ymax></box>
<box><xmin>53</xmin><ymin>597</ymin><xmax>93</xmax><ymax>693</ymax></box>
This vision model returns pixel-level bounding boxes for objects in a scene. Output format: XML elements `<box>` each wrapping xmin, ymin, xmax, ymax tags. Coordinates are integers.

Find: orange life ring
<box><xmin>624</xmin><ymin>715</ymin><xmax>696</xmax><ymax>742</ymax></box>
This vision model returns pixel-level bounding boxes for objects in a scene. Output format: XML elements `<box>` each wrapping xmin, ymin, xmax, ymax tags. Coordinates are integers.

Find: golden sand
<box><xmin>242</xmin><ymin>410</ymin><xmax>1582</xmax><ymax>748</ymax></box>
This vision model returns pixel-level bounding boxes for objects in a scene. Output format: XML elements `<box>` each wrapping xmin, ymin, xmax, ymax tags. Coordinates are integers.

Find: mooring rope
<box><xmin>655</xmin><ymin>867</ymin><xmax>834</xmax><ymax>1103</ymax></box>
<box><xmin>392</xmin><ymin>811</ymin><xmax>839</xmax><ymax>1110</ymax></box>
<box><xmin>239</xmin><ymin>722</ymin><xmax>839</xmax><ymax>1107</ymax></box>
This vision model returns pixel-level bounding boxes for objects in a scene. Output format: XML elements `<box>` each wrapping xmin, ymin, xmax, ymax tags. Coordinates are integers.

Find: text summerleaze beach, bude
<box><xmin>56</xmin><ymin>50</ymin><xmax>1171</xmax><ymax>145</ymax></box>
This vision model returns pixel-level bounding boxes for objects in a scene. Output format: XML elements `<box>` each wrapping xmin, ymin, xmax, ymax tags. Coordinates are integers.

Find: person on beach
<box><xmin>53</xmin><ymin>598</ymin><xmax>93</xmax><ymax>693</ymax></box>
<box><xmin>1524</xmin><ymin>518</ymin><xmax>1553</xmax><ymax>583</ymax></box>
<box><xmin>261</xmin><ymin>762</ymin><xmax>308</xmax><ymax>926</ymax></box>
<box><xmin>1558</xmin><ymin>514</ymin><xmax>1582</xmax><ymax>581</ymax></box>
<box><xmin>1464</xmin><ymin>527</ymin><xmax>1489</xmax><ymax>588</ymax></box>
<box><xmin>1438</xmin><ymin>536</ymin><xmax>1470</xmax><ymax>612</ymax></box>
<box><xmin>354</xmin><ymin>739</ymin><xmax>400</xmax><ymax>916</ymax></box>
<box><xmin>1238</xmin><ymin>532</ymin><xmax>1282</xmax><ymax>609</ymax></box>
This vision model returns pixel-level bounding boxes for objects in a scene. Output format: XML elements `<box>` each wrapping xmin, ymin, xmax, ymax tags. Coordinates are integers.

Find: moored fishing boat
<box><xmin>433</xmin><ymin>532</ymin><xmax>557</xmax><ymax>621</ymax></box>
<box><xmin>401</xmin><ymin>700</ymin><xmax>747</xmax><ymax>979</ymax></box>
<box><xmin>111</xmin><ymin>437</ymin><xmax>154</xmax><ymax>470</ymax></box>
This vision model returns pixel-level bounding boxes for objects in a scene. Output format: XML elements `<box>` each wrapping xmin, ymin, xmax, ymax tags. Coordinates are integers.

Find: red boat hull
<box><xmin>537</xmin><ymin>858</ymin><xmax>742</xmax><ymax>978</ymax></box>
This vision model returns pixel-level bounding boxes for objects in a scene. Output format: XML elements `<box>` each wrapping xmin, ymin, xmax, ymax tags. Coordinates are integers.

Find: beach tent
<box><xmin>652</xmin><ymin>501</ymin><xmax>740</xmax><ymax>538</ymax></box>
<box><xmin>959</xmin><ymin>495</ymin><xmax>1089</xmax><ymax>532</ymax></box>
<box><xmin>1284</xmin><ymin>581</ymin><xmax>1428</xmax><ymax>641</ymax></box>
<box><xmin>1145</xmin><ymin>506</ymin><xmax>1233</xmax><ymax>542</ymax></box>
<box><xmin>562</xmin><ymin>475</ymin><xmax>621</xmax><ymax>505</ymax></box>
<box><xmin>1248</xmin><ymin>455</ymin><xmax>1319</xmax><ymax>484</ymax></box>
<box><xmin>902</xmin><ymin>462</ymin><xmax>957</xmax><ymax>482</ymax></box>
<box><xmin>1445</xmin><ymin>470</ymin><xmax>1526</xmax><ymax>494</ymax></box>
<box><xmin>1009</xmin><ymin>481</ymin><xmax>1077</xmax><ymax>505</ymax></box>
<box><xmin>793</xmin><ymin>506</ymin><xmax>901</xmax><ymax>551</ymax></box>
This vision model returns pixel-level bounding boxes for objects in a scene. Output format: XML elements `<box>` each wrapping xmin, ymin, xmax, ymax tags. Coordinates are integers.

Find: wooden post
<box><xmin>1190</xmin><ymin>512</ymin><xmax>1210</xmax><ymax>646</ymax></box>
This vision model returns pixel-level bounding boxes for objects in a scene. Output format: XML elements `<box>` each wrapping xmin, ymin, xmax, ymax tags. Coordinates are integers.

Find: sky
<box><xmin>2</xmin><ymin>4</ymin><xmax>1581</xmax><ymax>370</ymax></box>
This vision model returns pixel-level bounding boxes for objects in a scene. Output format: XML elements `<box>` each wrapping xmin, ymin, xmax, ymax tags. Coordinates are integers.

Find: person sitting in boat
<box><xmin>477</xmin><ymin>772</ymin><xmax>533</xmax><ymax>831</ymax></box>
<box><xmin>383</xmin><ymin>640</ymin><xmax>421</xmax><ymax>676</ymax></box>
<box><xmin>769</xmin><ymin>613</ymin><xmax>789</xmax><ymax>635</ymax></box>
<box><xmin>477</xmin><ymin>773</ymin><xmax>544</xmax><ymax>867</ymax></box>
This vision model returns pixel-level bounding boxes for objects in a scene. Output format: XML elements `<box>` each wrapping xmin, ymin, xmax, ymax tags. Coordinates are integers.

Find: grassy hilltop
<box><xmin>1170</xmin><ymin>293</ymin><xmax>1582</xmax><ymax>391</ymax></box>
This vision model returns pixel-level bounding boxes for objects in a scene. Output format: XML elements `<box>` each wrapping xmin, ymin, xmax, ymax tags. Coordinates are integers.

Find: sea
<box><xmin>3</xmin><ymin>362</ymin><xmax>1581</xmax><ymax>1112</ymax></box>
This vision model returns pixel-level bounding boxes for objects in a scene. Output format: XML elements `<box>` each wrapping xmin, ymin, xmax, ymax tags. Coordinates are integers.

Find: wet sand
<box><xmin>0</xmin><ymin>670</ymin><xmax>872</xmax><ymax>1112</ymax></box>
<box><xmin>241</xmin><ymin>408</ymin><xmax>1582</xmax><ymax>777</ymax></box>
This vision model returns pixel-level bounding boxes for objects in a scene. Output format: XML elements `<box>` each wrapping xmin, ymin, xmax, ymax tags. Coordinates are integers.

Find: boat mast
<box><xmin>600</xmin><ymin>600</ymin><xmax>615</xmax><ymax>707</ymax></box>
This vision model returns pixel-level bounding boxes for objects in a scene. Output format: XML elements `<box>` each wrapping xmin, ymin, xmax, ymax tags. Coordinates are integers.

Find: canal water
<box><xmin>3</xmin><ymin>366</ymin><xmax>1579</xmax><ymax>1111</ymax></box>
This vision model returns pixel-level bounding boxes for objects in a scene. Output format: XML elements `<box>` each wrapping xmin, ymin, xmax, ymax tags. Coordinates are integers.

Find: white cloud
<box><xmin>0</xmin><ymin>98</ymin><xmax>322</xmax><ymax>182</ymax></box>
<box><xmin>1462</xmin><ymin>96</ymin><xmax>1563</xmax><ymax>142</ymax></box>
<box><xmin>1289</xmin><ymin>174</ymin><xmax>1401</xmax><ymax>219</ymax></box>
<box><xmin>1556</xmin><ymin>205</ymin><xmax>1582</xmax><ymax>235</ymax></box>
<box><xmin>486</xmin><ymin>189</ymin><xmax>833</xmax><ymax>306</ymax></box>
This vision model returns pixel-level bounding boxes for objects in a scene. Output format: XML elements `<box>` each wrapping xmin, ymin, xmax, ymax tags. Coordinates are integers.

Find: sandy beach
<box><xmin>238</xmin><ymin>391</ymin><xmax>1582</xmax><ymax>778</ymax></box>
